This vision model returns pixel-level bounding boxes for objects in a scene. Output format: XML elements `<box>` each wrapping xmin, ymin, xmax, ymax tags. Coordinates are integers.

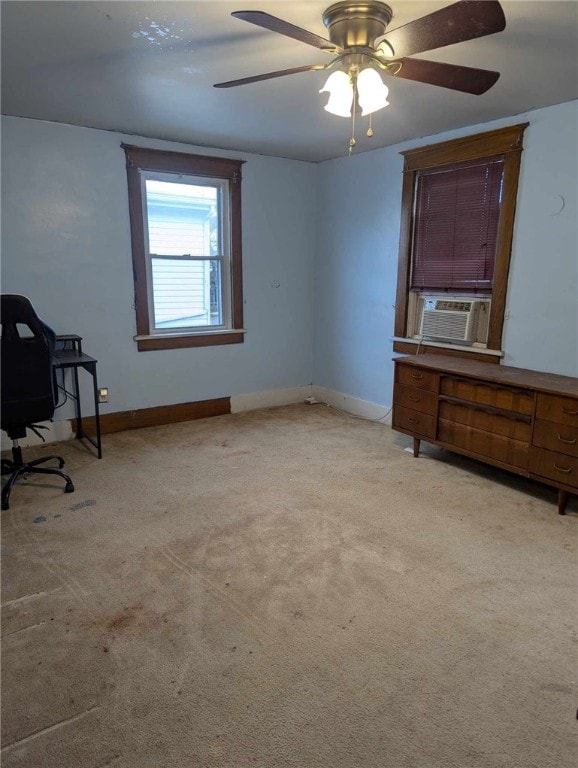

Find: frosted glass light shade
<box><xmin>320</xmin><ymin>71</ymin><xmax>353</xmax><ymax>117</ymax></box>
<box><xmin>357</xmin><ymin>68</ymin><xmax>389</xmax><ymax>116</ymax></box>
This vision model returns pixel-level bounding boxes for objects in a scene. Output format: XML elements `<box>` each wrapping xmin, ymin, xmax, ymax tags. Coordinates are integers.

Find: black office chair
<box><xmin>1</xmin><ymin>294</ymin><xmax>74</xmax><ymax>511</ymax></box>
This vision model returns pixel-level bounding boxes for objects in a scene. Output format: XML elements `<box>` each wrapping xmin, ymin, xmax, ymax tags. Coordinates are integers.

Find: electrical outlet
<box><xmin>98</xmin><ymin>387</ymin><xmax>109</xmax><ymax>403</ymax></box>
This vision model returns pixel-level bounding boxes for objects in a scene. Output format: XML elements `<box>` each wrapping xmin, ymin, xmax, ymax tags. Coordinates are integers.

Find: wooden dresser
<box><xmin>392</xmin><ymin>355</ymin><xmax>578</xmax><ymax>514</ymax></box>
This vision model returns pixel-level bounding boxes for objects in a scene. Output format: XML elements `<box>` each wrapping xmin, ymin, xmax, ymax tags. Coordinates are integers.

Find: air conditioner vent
<box><xmin>419</xmin><ymin>298</ymin><xmax>485</xmax><ymax>343</ymax></box>
<box><xmin>434</xmin><ymin>300</ymin><xmax>473</xmax><ymax>312</ymax></box>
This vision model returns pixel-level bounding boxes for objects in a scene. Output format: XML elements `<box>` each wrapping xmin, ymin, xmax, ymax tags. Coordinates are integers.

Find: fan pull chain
<box><xmin>367</xmin><ymin>113</ymin><xmax>374</xmax><ymax>138</ymax></box>
<box><xmin>349</xmin><ymin>77</ymin><xmax>357</xmax><ymax>155</ymax></box>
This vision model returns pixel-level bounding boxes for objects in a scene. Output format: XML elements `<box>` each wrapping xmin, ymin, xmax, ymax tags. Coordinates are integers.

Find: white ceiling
<box><xmin>1</xmin><ymin>1</ymin><xmax>577</xmax><ymax>162</ymax></box>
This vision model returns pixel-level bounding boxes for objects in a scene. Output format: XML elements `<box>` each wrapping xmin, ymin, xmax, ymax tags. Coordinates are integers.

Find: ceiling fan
<box><xmin>214</xmin><ymin>0</ymin><xmax>506</xmax><ymax>99</ymax></box>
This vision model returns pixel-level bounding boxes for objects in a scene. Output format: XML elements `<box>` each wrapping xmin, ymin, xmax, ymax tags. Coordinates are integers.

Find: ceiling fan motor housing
<box><xmin>322</xmin><ymin>1</ymin><xmax>393</xmax><ymax>49</ymax></box>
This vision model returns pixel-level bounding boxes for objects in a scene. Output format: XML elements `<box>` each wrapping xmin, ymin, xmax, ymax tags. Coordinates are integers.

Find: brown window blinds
<box><xmin>410</xmin><ymin>156</ymin><xmax>505</xmax><ymax>294</ymax></box>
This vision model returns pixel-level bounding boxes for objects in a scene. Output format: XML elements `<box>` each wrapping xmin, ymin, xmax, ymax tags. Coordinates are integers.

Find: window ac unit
<box><xmin>419</xmin><ymin>298</ymin><xmax>483</xmax><ymax>343</ymax></box>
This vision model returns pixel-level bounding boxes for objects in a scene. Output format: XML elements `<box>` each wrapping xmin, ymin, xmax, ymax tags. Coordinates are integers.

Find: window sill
<box><xmin>392</xmin><ymin>337</ymin><xmax>503</xmax><ymax>363</ymax></box>
<box><xmin>135</xmin><ymin>330</ymin><xmax>245</xmax><ymax>351</ymax></box>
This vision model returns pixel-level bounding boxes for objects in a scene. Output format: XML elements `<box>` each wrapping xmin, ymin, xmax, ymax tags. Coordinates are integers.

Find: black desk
<box><xmin>53</xmin><ymin>335</ymin><xmax>102</xmax><ymax>458</ymax></box>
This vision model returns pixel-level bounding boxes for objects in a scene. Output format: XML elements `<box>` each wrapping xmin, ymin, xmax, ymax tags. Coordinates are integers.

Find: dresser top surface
<box><xmin>394</xmin><ymin>355</ymin><xmax>578</xmax><ymax>397</ymax></box>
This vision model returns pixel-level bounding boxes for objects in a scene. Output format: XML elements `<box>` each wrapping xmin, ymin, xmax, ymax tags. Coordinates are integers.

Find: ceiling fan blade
<box><xmin>232</xmin><ymin>11</ymin><xmax>340</xmax><ymax>51</ymax></box>
<box><xmin>390</xmin><ymin>58</ymin><xmax>500</xmax><ymax>95</ymax></box>
<box><xmin>214</xmin><ymin>65</ymin><xmax>326</xmax><ymax>89</ymax></box>
<box><xmin>383</xmin><ymin>0</ymin><xmax>506</xmax><ymax>58</ymax></box>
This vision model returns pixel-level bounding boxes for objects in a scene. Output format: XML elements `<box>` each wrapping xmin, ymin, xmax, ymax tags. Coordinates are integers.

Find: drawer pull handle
<box><xmin>408</xmin><ymin>417</ymin><xmax>418</xmax><ymax>424</ymax></box>
<box><xmin>410</xmin><ymin>373</ymin><xmax>423</xmax><ymax>379</ymax></box>
<box><xmin>562</xmin><ymin>407</ymin><xmax>578</xmax><ymax>415</ymax></box>
<box><xmin>553</xmin><ymin>463</ymin><xmax>572</xmax><ymax>474</ymax></box>
<box><xmin>557</xmin><ymin>434</ymin><xmax>576</xmax><ymax>445</ymax></box>
<box><xmin>409</xmin><ymin>395</ymin><xmax>421</xmax><ymax>402</ymax></box>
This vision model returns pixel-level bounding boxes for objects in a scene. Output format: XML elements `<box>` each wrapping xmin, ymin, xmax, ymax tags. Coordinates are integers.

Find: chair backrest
<box><xmin>1</xmin><ymin>294</ymin><xmax>57</xmax><ymax>432</ymax></box>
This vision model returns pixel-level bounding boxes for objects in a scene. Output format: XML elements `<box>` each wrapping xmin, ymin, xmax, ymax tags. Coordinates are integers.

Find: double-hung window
<box><xmin>123</xmin><ymin>145</ymin><xmax>244</xmax><ymax>351</ymax></box>
<box><xmin>394</xmin><ymin>124</ymin><xmax>527</xmax><ymax>359</ymax></box>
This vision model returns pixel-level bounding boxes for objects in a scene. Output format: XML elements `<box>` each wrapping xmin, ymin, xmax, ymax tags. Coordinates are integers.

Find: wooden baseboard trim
<box><xmin>74</xmin><ymin>397</ymin><xmax>230</xmax><ymax>436</ymax></box>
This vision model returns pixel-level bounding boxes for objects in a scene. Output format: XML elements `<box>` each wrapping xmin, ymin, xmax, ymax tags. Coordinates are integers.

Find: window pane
<box><xmin>145</xmin><ymin>179</ymin><xmax>223</xmax><ymax>330</ymax></box>
<box><xmin>146</xmin><ymin>180</ymin><xmax>219</xmax><ymax>256</ymax></box>
<box><xmin>151</xmin><ymin>258</ymin><xmax>223</xmax><ymax>329</ymax></box>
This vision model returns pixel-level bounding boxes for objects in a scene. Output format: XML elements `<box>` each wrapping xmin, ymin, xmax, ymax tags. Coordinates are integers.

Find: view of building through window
<box><xmin>145</xmin><ymin>178</ymin><xmax>224</xmax><ymax>330</ymax></box>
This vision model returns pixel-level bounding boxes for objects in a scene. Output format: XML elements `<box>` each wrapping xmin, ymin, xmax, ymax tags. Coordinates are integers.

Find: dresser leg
<box><xmin>413</xmin><ymin>437</ymin><xmax>420</xmax><ymax>458</ymax></box>
<box><xmin>558</xmin><ymin>490</ymin><xmax>568</xmax><ymax>515</ymax></box>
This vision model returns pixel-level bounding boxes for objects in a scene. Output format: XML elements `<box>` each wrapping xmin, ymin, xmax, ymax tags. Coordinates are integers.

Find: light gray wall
<box><xmin>2</xmin><ymin>102</ymin><xmax>576</xmax><ymax>424</ymax></box>
<box><xmin>1</xmin><ymin>117</ymin><xmax>317</xmax><ymax>417</ymax></box>
<box><xmin>314</xmin><ymin>100</ymin><xmax>578</xmax><ymax>409</ymax></box>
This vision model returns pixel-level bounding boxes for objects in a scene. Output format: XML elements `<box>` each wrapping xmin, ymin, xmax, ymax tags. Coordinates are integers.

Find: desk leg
<box><xmin>73</xmin><ymin>367</ymin><xmax>83</xmax><ymax>438</ymax></box>
<box><xmin>56</xmin><ymin>356</ymin><xmax>103</xmax><ymax>459</ymax></box>
<box><xmin>90</xmin><ymin>364</ymin><xmax>102</xmax><ymax>459</ymax></box>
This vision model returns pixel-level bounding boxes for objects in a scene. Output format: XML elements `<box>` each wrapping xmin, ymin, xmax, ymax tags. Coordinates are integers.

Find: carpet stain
<box><xmin>92</xmin><ymin>603</ymin><xmax>144</xmax><ymax>633</ymax></box>
<box><xmin>69</xmin><ymin>499</ymin><xmax>97</xmax><ymax>511</ymax></box>
<box><xmin>33</xmin><ymin>516</ymin><xmax>46</xmax><ymax>524</ymax></box>
<box><xmin>88</xmin><ymin>601</ymin><xmax>172</xmax><ymax>639</ymax></box>
<box><xmin>540</xmin><ymin>682</ymin><xmax>572</xmax><ymax>695</ymax></box>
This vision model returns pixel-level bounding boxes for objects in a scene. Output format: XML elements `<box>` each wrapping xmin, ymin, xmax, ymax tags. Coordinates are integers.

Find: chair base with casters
<box><xmin>1</xmin><ymin>441</ymin><xmax>74</xmax><ymax>511</ymax></box>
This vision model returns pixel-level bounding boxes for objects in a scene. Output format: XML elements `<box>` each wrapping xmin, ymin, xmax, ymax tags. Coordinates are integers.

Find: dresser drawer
<box><xmin>394</xmin><ymin>384</ymin><xmax>438</xmax><ymax>416</ymax></box>
<box><xmin>395</xmin><ymin>364</ymin><xmax>439</xmax><ymax>393</ymax></box>
<box><xmin>535</xmin><ymin>393</ymin><xmax>578</xmax><ymax>428</ymax></box>
<box><xmin>440</xmin><ymin>376</ymin><xmax>534</xmax><ymax>416</ymax></box>
<box><xmin>439</xmin><ymin>401</ymin><xmax>531</xmax><ymax>442</ymax></box>
<box><xmin>533</xmin><ymin>419</ymin><xmax>578</xmax><ymax>458</ymax></box>
<box><xmin>392</xmin><ymin>405</ymin><xmax>436</xmax><ymax>439</ymax></box>
<box><xmin>438</xmin><ymin>419</ymin><xmax>528</xmax><ymax>470</ymax></box>
<box><xmin>529</xmin><ymin>448</ymin><xmax>578</xmax><ymax>488</ymax></box>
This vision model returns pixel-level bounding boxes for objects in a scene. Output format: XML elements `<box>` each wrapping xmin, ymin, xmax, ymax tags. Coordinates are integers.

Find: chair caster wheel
<box><xmin>65</xmin><ymin>482</ymin><xmax>74</xmax><ymax>494</ymax></box>
<box><xmin>2</xmin><ymin>502</ymin><xmax>9</xmax><ymax>511</ymax></box>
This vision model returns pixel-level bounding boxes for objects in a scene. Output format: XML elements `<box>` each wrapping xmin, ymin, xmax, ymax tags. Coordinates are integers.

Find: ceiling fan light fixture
<box><xmin>357</xmin><ymin>67</ymin><xmax>389</xmax><ymax>116</ymax></box>
<box><xmin>320</xmin><ymin>70</ymin><xmax>354</xmax><ymax>117</ymax></box>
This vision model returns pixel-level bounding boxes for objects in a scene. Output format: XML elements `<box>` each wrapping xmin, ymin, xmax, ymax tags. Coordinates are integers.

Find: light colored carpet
<box><xmin>1</xmin><ymin>404</ymin><xmax>576</xmax><ymax>768</ymax></box>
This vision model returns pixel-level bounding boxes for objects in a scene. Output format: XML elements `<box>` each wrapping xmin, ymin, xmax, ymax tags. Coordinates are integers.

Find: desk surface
<box><xmin>56</xmin><ymin>334</ymin><xmax>83</xmax><ymax>343</ymax></box>
<box><xmin>53</xmin><ymin>349</ymin><xmax>97</xmax><ymax>367</ymax></box>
